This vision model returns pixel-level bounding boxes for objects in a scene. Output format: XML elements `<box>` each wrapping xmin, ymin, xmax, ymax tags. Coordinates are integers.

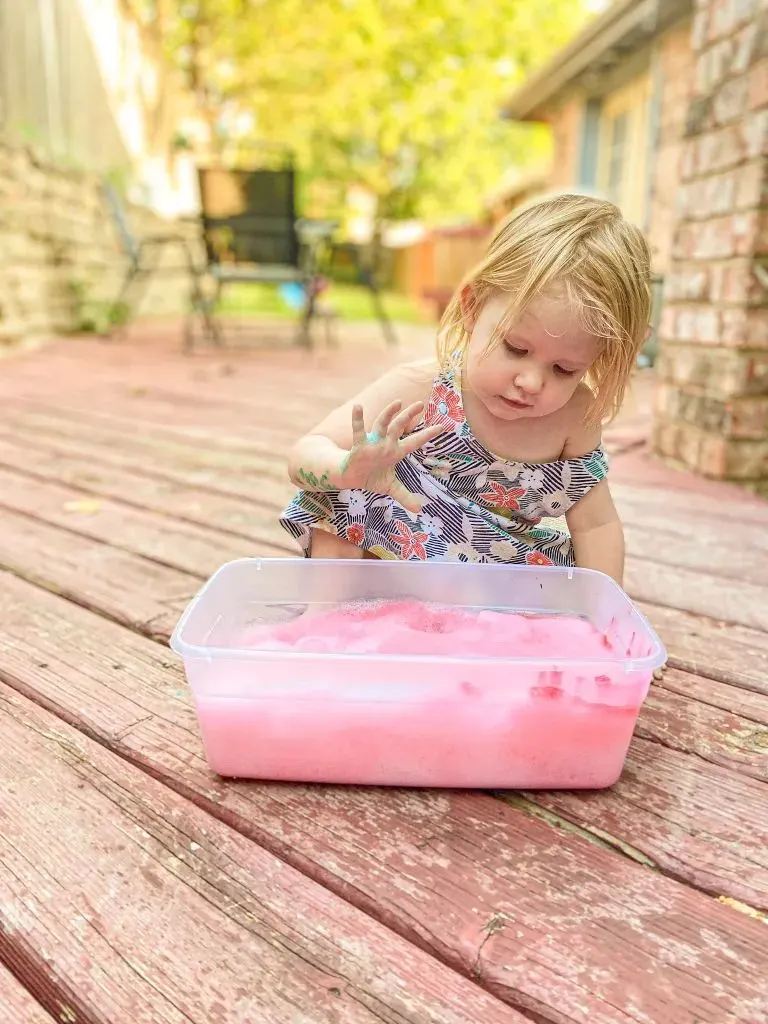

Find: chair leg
<box><xmin>206</xmin><ymin>279</ymin><xmax>225</xmax><ymax>347</ymax></box>
<box><xmin>107</xmin><ymin>260</ymin><xmax>141</xmax><ymax>337</ymax></box>
<box><xmin>365</xmin><ymin>272</ymin><xmax>397</xmax><ymax>347</ymax></box>
<box><xmin>294</xmin><ymin>280</ymin><xmax>315</xmax><ymax>349</ymax></box>
<box><xmin>113</xmin><ymin>243</ymin><xmax>158</xmax><ymax>336</ymax></box>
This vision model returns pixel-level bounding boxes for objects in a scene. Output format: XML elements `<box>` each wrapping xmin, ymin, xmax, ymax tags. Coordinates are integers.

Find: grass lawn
<box><xmin>218</xmin><ymin>282</ymin><xmax>428</xmax><ymax>325</ymax></box>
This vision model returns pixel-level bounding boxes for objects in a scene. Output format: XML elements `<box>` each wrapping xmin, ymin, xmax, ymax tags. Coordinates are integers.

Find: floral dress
<box><xmin>279</xmin><ymin>363</ymin><xmax>609</xmax><ymax>566</ymax></box>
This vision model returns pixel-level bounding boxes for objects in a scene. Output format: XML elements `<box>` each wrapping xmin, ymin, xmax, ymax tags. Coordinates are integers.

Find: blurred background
<box><xmin>0</xmin><ymin>0</ymin><xmax>671</xmax><ymax>341</ymax></box>
<box><xmin>0</xmin><ymin>0</ymin><xmax>766</xmax><ymax>492</ymax></box>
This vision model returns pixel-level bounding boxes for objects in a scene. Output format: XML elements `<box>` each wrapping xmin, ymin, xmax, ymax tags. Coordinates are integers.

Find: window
<box><xmin>578</xmin><ymin>98</ymin><xmax>602</xmax><ymax>189</ymax></box>
<box><xmin>596</xmin><ymin>73</ymin><xmax>652</xmax><ymax>227</ymax></box>
<box><xmin>606</xmin><ymin>112</ymin><xmax>628</xmax><ymax>203</ymax></box>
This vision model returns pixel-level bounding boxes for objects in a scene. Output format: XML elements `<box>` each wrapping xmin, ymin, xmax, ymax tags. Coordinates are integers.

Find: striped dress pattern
<box><xmin>279</xmin><ymin>363</ymin><xmax>609</xmax><ymax>565</ymax></box>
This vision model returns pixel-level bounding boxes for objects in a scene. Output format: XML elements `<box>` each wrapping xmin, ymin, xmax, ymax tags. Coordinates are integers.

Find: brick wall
<box><xmin>654</xmin><ymin>0</ymin><xmax>768</xmax><ymax>494</ymax></box>
<box><xmin>647</xmin><ymin>21</ymin><xmax>696</xmax><ymax>274</ymax></box>
<box><xmin>0</xmin><ymin>144</ymin><xmax>200</xmax><ymax>349</ymax></box>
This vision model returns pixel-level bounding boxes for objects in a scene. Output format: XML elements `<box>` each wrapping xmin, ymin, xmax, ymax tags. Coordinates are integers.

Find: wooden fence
<box><xmin>0</xmin><ymin>0</ymin><xmax>130</xmax><ymax>172</ymax></box>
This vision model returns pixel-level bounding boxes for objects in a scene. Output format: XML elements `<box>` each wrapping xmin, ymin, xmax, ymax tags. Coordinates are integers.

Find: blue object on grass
<box><xmin>279</xmin><ymin>282</ymin><xmax>306</xmax><ymax>310</ymax></box>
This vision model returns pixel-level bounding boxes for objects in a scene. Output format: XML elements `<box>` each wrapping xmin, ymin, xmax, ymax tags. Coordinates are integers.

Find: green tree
<box><xmin>137</xmin><ymin>0</ymin><xmax>595</xmax><ymax>224</ymax></box>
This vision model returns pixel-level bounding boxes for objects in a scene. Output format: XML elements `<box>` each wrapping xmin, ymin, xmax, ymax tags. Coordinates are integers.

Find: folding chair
<box><xmin>194</xmin><ymin>164</ymin><xmax>334</xmax><ymax>349</ymax></box>
<box><xmin>102</xmin><ymin>183</ymin><xmax>209</xmax><ymax>343</ymax></box>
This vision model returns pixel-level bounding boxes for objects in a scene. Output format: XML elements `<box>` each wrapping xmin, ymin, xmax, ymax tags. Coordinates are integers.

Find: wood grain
<box><xmin>1</xmin><ymin>574</ymin><xmax>767</xmax><ymax>1024</ymax></box>
<box><xmin>638</xmin><ymin>603</ymin><xmax>768</xmax><ymax>694</ymax></box>
<box><xmin>639</xmin><ymin>673</ymin><xmax>768</xmax><ymax>782</ymax></box>
<box><xmin>0</xmin><ymin>682</ymin><xmax>527</xmax><ymax>1024</ymax></box>
<box><xmin>0</xmin><ymin>506</ymin><xmax>197</xmax><ymax>639</ymax></box>
<box><xmin>2</xmin><ymin>416</ymin><xmax>768</xmax><ymax>630</ymax></box>
<box><xmin>0</xmin><ymin>436</ymin><xmax>295</xmax><ymax>547</ymax></box>
<box><xmin>0</xmin><ymin>964</ymin><xmax>56</xmax><ymax>1023</ymax></box>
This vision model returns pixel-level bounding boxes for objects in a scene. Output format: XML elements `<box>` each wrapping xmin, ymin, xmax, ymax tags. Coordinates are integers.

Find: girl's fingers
<box><xmin>399</xmin><ymin>421</ymin><xmax>446</xmax><ymax>455</ymax></box>
<box><xmin>350</xmin><ymin>404</ymin><xmax>367</xmax><ymax>448</ymax></box>
<box><xmin>389</xmin><ymin>401</ymin><xmax>424</xmax><ymax>439</ymax></box>
<box><xmin>370</xmin><ymin>400</ymin><xmax>403</xmax><ymax>441</ymax></box>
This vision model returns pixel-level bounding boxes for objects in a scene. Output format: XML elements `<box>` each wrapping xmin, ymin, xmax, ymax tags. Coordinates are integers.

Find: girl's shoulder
<box><xmin>560</xmin><ymin>383</ymin><xmax>603</xmax><ymax>459</ymax></box>
<box><xmin>382</xmin><ymin>358</ymin><xmax>440</xmax><ymax>400</ymax></box>
<box><xmin>396</xmin><ymin>357</ymin><xmax>441</xmax><ymax>385</ymax></box>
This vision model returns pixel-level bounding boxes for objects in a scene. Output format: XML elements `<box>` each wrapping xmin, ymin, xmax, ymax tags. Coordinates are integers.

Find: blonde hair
<box><xmin>438</xmin><ymin>192</ymin><xmax>652</xmax><ymax>424</ymax></box>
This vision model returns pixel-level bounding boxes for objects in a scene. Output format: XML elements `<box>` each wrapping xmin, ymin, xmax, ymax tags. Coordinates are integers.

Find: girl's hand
<box><xmin>339</xmin><ymin>400</ymin><xmax>445</xmax><ymax>513</ymax></box>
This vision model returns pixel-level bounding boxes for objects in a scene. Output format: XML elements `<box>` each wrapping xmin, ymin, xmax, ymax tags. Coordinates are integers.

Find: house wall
<box><xmin>653</xmin><ymin>0</ymin><xmax>768</xmax><ymax>493</ymax></box>
<box><xmin>538</xmin><ymin>19</ymin><xmax>695</xmax><ymax>279</ymax></box>
<box><xmin>547</xmin><ymin>100</ymin><xmax>585</xmax><ymax>190</ymax></box>
<box><xmin>647</xmin><ymin>20</ymin><xmax>696</xmax><ymax>274</ymax></box>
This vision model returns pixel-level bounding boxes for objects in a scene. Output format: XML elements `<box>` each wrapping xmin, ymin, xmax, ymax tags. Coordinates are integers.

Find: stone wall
<box><xmin>654</xmin><ymin>0</ymin><xmax>768</xmax><ymax>493</ymax></box>
<box><xmin>0</xmin><ymin>143</ymin><xmax>200</xmax><ymax>348</ymax></box>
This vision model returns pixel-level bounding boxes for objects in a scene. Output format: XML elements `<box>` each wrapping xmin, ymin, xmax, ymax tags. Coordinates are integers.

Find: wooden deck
<box><xmin>0</xmin><ymin>321</ymin><xmax>766</xmax><ymax>1024</ymax></box>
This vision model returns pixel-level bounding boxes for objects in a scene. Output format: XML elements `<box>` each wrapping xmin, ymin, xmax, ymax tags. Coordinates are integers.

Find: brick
<box><xmin>0</xmin><ymin>141</ymin><xmax>193</xmax><ymax>345</ymax></box>
<box><xmin>735</xmin><ymin>160</ymin><xmax>768</xmax><ymax>207</ymax></box>
<box><xmin>672</xmin><ymin>223</ymin><xmax>697</xmax><ymax>259</ymax></box>
<box><xmin>732</xmin><ymin>19</ymin><xmax>763</xmax><ymax>74</ymax></box>
<box><xmin>721</xmin><ymin>307</ymin><xmax>768</xmax><ymax>346</ymax></box>
<box><xmin>709</xmin><ymin>0</ymin><xmax>738</xmax><ymax>40</ymax></box>
<box><xmin>659</xmin><ymin>304</ymin><xmax>678</xmax><ymax>342</ymax></box>
<box><xmin>749</xmin><ymin>56</ymin><xmax>768</xmax><ymax>108</ymax></box>
<box><xmin>693</xmin><ymin>215</ymin><xmax>737</xmax><ymax>258</ymax></box>
<box><xmin>681</xmin><ymin>421</ymin><xmax>710</xmax><ymax>467</ymax></box>
<box><xmin>727</xmin><ymin>395</ymin><xmax>768</xmax><ymax>437</ymax></box>
<box><xmin>718</xmin><ymin>258</ymin><xmax>767</xmax><ymax>302</ymax></box>
<box><xmin>657</xmin><ymin>343</ymin><xmax>752</xmax><ymax>394</ymax></box>
<box><xmin>712</xmin><ymin>75</ymin><xmax>751</xmax><ymax>123</ymax></box>
<box><xmin>679</xmin><ymin>139</ymin><xmax>698</xmax><ymax>180</ymax></box>
<box><xmin>697</xmin><ymin>307</ymin><xmax>723</xmax><ymax>340</ymax></box>
<box><xmin>676</xmin><ymin>307</ymin><xmax>700</xmax><ymax>341</ymax></box>
<box><xmin>693</xmin><ymin>8</ymin><xmax>711</xmax><ymax>49</ymax></box>
<box><xmin>697</xmin><ymin>124</ymin><xmax>745</xmax><ymax>172</ymax></box>
<box><xmin>677</xmin><ymin>388</ymin><xmax>731</xmax><ymax>431</ymax></box>
<box><xmin>697</xmin><ymin>433</ymin><xmax>729</xmax><ymax>476</ymax></box>
<box><xmin>723</xmin><ymin>436</ymin><xmax>768</xmax><ymax>477</ymax></box>
<box><xmin>733</xmin><ymin>0</ymin><xmax>761</xmax><ymax>28</ymax></box>
<box><xmin>758</xmin><ymin>209</ymin><xmax>768</xmax><ymax>254</ymax></box>
<box><xmin>665</xmin><ymin>267</ymin><xmax>710</xmax><ymax>300</ymax></box>
<box><xmin>746</xmin><ymin>354</ymin><xmax>768</xmax><ymax>395</ymax></box>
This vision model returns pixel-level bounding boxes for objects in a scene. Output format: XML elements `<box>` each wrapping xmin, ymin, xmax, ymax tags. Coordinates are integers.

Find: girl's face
<box><xmin>463</xmin><ymin>290</ymin><xmax>601</xmax><ymax>422</ymax></box>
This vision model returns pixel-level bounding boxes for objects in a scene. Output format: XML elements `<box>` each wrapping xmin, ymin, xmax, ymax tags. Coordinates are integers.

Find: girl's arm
<box><xmin>562</xmin><ymin>389</ymin><xmax>625</xmax><ymax>586</ymax></box>
<box><xmin>565</xmin><ymin>480</ymin><xmax>625</xmax><ymax>586</ymax></box>
<box><xmin>287</xmin><ymin>360</ymin><xmax>439</xmax><ymax>510</ymax></box>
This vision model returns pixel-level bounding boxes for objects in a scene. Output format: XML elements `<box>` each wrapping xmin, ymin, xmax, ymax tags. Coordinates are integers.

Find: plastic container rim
<box><xmin>169</xmin><ymin>557</ymin><xmax>667</xmax><ymax>671</ymax></box>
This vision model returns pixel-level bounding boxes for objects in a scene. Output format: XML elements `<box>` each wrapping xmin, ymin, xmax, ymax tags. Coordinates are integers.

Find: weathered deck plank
<box><xmin>0</xmin><ymin>466</ymin><xmax>284</xmax><ymax>574</ymax></box>
<box><xmin>0</xmin><ymin>965</ymin><xmax>56</xmax><ymax>1023</ymax></box>
<box><xmin>3</xmin><ymin>409</ymin><xmax>768</xmax><ymax>629</ymax></box>
<box><xmin>0</xmin><ymin>506</ymin><xmax>196</xmax><ymax>638</ymax></box>
<box><xmin>1</xmin><ymin>330</ymin><xmax>768</xmax><ymax>1024</ymax></box>
<box><xmin>0</xmin><ymin>682</ymin><xmax>528</xmax><ymax>1024</ymax></box>
<box><xmin>0</xmin><ymin>436</ymin><xmax>293</xmax><ymax>546</ymax></box>
<box><xmin>639</xmin><ymin>676</ymin><xmax>768</xmax><ymax>782</ymax></box>
<box><xmin>635</xmin><ymin>603</ymin><xmax>768</xmax><ymax>695</ymax></box>
<box><xmin>1</xmin><ymin>571</ymin><xmax>767</xmax><ymax>1024</ymax></box>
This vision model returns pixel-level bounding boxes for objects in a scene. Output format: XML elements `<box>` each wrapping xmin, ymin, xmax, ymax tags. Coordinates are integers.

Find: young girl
<box><xmin>280</xmin><ymin>193</ymin><xmax>651</xmax><ymax>586</ymax></box>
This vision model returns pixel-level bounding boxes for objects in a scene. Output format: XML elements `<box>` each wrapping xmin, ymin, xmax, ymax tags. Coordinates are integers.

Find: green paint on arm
<box><xmin>297</xmin><ymin>467</ymin><xmax>336</xmax><ymax>491</ymax></box>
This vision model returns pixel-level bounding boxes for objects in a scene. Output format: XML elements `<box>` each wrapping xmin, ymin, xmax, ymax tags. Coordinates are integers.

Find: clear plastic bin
<box><xmin>170</xmin><ymin>558</ymin><xmax>666</xmax><ymax>789</ymax></box>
